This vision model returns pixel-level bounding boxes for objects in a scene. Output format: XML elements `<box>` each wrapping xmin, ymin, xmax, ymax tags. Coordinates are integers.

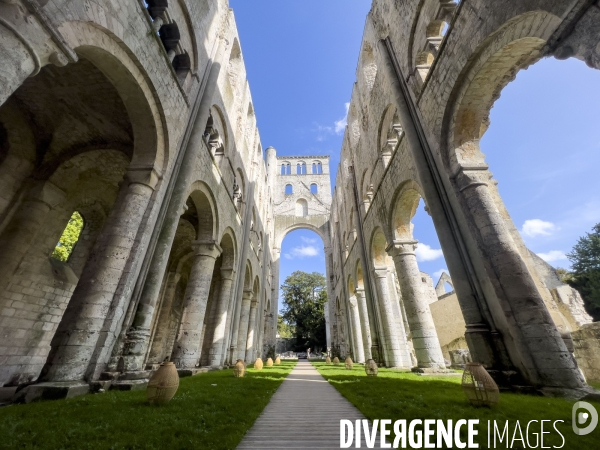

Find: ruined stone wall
<box><xmin>0</xmin><ymin>0</ymin><xmax>275</xmax><ymax>389</ymax></box>
<box><xmin>329</xmin><ymin>0</ymin><xmax>600</xmax><ymax>392</ymax></box>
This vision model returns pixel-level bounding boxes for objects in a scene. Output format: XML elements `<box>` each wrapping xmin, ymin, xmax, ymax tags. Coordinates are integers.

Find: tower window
<box><xmin>310</xmin><ymin>183</ymin><xmax>318</xmax><ymax>194</ymax></box>
<box><xmin>285</xmin><ymin>184</ymin><xmax>293</xmax><ymax>195</ymax></box>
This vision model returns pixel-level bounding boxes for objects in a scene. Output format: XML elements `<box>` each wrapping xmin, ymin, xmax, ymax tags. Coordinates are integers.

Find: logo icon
<box><xmin>572</xmin><ymin>401</ymin><xmax>598</xmax><ymax>436</ymax></box>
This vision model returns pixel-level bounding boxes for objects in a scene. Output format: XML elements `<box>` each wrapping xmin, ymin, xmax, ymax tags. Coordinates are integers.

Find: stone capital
<box><xmin>453</xmin><ymin>166</ymin><xmax>490</xmax><ymax>193</ymax></box>
<box><xmin>191</xmin><ymin>240</ymin><xmax>222</xmax><ymax>259</ymax></box>
<box><xmin>386</xmin><ymin>239</ymin><xmax>418</xmax><ymax>257</ymax></box>
<box><xmin>126</xmin><ymin>165</ymin><xmax>160</xmax><ymax>190</ymax></box>
<box><xmin>220</xmin><ymin>268</ymin><xmax>235</xmax><ymax>280</ymax></box>
<box><xmin>242</xmin><ymin>289</ymin><xmax>254</xmax><ymax>301</ymax></box>
<box><xmin>372</xmin><ymin>267</ymin><xmax>388</xmax><ymax>279</ymax></box>
<box><xmin>355</xmin><ymin>287</ymin><xmax>366</xmax><ymax>297</ymax></box>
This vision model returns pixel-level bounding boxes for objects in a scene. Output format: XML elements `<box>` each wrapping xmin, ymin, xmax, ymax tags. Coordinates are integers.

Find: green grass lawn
<box><xmin>313</xmin><ymin>362</ymin><xmax>600</xmax><ymax>449</ymax></box>
<box><xmin>0</xmin><ymin>361</ymin><xmax>296</xmax><ymax>450</ymax></box>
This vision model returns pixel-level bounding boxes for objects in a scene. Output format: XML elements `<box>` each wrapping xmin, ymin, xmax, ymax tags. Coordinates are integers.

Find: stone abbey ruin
<box><xmin>0</xmin><ymin>0</ymin><xmax>600</xmax><ymax>403</ymax></box>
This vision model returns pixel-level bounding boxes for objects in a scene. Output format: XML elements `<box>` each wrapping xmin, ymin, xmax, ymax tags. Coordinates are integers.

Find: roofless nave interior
<box><xmin>0</xmin><ymin>0</ymin><xmax>599</xmax><ymax>402</ymax></box>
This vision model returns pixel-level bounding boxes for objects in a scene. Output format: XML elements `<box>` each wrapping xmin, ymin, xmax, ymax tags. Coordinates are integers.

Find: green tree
<box><xmin>281</xmin><ymin>271</ymin><xmax>327</xmax><ymax>351</ymax></box>
<box><xmin>566</xmin><ymin>223</ymin><xmax>600</xmax><ymax>321</ymax></box>
<box><xmin>51</xmin><ymin>211</ymin><xmax>84</xmax><ymax>262</ymax></box>
<box><xmin>277</xmin><ymin>314</ymin><xmax>295</xmax><ymax>338</ymax></box>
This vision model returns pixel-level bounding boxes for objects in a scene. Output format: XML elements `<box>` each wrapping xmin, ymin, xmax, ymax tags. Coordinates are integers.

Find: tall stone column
<box><xmin>146</xmin><ymin>272</ymin><xmax>181</xmax><ymax>365</ymax></box>
<box><xmin>455</xmin><ymin>168</ymin><xmax>585</xmax><ymax>389</ymax></box>
<box><xmin>354</xmin><ymin>288</ymin><xmax>372</xmax><ymax>361</ymax></box>
<box><xmin>387</xmin><ymin>241</ymin><xmax>445</xmax><ymax>369</ymax></box>
<box><xmin>0</xmin><ymin>181</ymin><xmax>65</xmax><ymax>294</ymax></box>
<box><xmin>236</xmin><ymin>290</ymin><xmax>253</xmax><ymax>361</ymax></box>
<box><xmin>171</xmin><ymin>241</ymin><xmax>222</xmax><ymax>369</ymax></box>
<box><xmin>117</xmin><ymin>56</ymin><xmax>223</xmax><ymax>372</ymax></box>
<box><xmin>372</xmin><ymin>268</ymin><xmax>408</xmax><ymax>368</ymax></box>
<box><xmin>337</xmin><ymin>311</ymin><xmax>347</xmax><ymax>357</ymax></box>
<box><xmin>388</xmin><ymin>272</ymin><xmax>415</xmax><ymax>368</ymax></box>
<box><xmin>41</xmin><ymin>168</ymin><xmax>159</xmax><ymax>381</ymax></box>
<box><xmin>208</xmin><ymin>268</ymin><xmax>235</xmax><ymax>367</ymax></box>
<box><xmin>245</xmin><ymin>298</ymin><xmax>258</xmax><ymax>363</ymax></box>
<box><xmin>348</xmin><ymin>297</ymin><xmax>365</xmax><ymax>363</ymax></box>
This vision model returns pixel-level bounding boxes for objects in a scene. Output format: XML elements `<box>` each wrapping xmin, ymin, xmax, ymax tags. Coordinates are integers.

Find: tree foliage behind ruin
<box><xmin>281</xmin><ymin>271</ymin><xmax>327</xmax><ymax>351</ymax></box>
<box><xmin>566</xmin><ymin>223</ymin><xmax>600</xmax><ymax>321</ymax></box>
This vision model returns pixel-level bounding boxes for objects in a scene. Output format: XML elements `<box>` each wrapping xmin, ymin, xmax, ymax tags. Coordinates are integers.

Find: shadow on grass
<box><xmin>0</xmin><ymin>362</ymin><xmax>296</xmax><ymax>450</ymax></box>
<box><xmin>312</xmin><ymin>362</ymin><xmax>600</xmax><ymax>450</ymax></box>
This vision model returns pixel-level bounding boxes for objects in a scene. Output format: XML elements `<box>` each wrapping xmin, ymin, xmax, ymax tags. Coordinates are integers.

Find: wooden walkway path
<box><xmin>237</xmin><ymin>361</ymin><xmax>367</xmax><ymax>449</ymax></box>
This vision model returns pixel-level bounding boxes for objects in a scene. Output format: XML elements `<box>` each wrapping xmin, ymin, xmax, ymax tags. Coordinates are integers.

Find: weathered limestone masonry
<box><xmin>328</xmin><ymin>0</ymin><xmax>600</xmax><ymax>396</ymax></box>
<box><xmin>1</xmin><ymin>0</ymin><xmax>599</xmax><ymax>404</ymax></box>
<box><xmin>0</xmin><ymin>0</ymin><xmax>279</xmax><ymax>401</ymax></box>
<box><xmin>267</xmin><ymin>150</ymin><xmax>334</xmax><ymax>355</ymax></box>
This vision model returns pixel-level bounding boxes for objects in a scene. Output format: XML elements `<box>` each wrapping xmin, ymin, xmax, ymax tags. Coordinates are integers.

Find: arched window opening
<box><xmin>51</xmin><ymin>211</ymin><xmax>84</xmax><ymax>262</ymax></box>
<box><xmin>312</xmin><ymin>163</ymin><xmax>317</xmax><ymax>174</ymax></box>
<box><xmin>310</xmin><ymin>183</ymin><xmax>318</xmax><ymax>195</ymax></box>
<box><xmin>380</xmin><ymin>108</ymin><xmax>403</xmax><ymax>167</ymax></box>
<box><xmin>295</xmin><ymin>198</ymin><xmax>308</xmax><ymax>217</ymax></box>
<box><xmin>281</xmin><ymin>164</ymin><xmax>286</xmax><ymax>175</ymax></box>
<box><xmin>285</xmin><ymin>184</ymin><xmax>293</xmax><ymax>195</ymax></box>
<box><xmin>317</xmin><ymin>162</ymin><xmax>322</xmax><ymax>174</ymax></box>
<box><xmin>415</xmin><ymin>51</ymin><xmax>435</xmax><ymax>84</ymax></box>
<box><xmin>173</xmin><ymin>52</ymin><xmax>191</xmax><ymax>85</ymax></box>
<box><xmin>297</xmin><ymin>162</ymin><xmax>306</xmax><ymax>175</ymax></box>
<box><xmin>204</xmin><ymin>114</ymin><xmax>224</xmax><ymax>156</ymax></box>
<box><xmin>426</xmin><ymin>20</ymin><xmax>446</xmax><ymax>51</ymax></box>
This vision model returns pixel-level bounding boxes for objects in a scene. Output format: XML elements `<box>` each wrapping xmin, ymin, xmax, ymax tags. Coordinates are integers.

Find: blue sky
<box><xmin>229</xmin><ymin>2</ymin><xmax>600</xmax><ymax>307</ymax></box>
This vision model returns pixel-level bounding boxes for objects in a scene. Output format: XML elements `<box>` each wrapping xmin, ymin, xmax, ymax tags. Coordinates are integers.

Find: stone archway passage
<box><xmin>237</xmin><ymin>361</ymin><xmax>366</xmax><ymax>449</ymax></box>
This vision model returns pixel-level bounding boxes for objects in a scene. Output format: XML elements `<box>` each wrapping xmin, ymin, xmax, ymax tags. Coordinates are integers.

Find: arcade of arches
<box><xmin>0</xmin><ymin>0</ymin><xmax>599</xmax><ymax>402</ymax></box>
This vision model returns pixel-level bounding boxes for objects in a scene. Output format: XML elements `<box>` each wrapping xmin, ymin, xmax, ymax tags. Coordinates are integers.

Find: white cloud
<box><xmin>312</xmin><ymin>103</ymin><xmax>350</xmax><ymax>141</ymax></box>
<box><xmin>300</xmin><ymin>236</ymin><xmax>317</xmax><ymax>244</ymax></box>
<box><xmin>521</xmin><ymin>219</ymin><xmax>557</xmax><ymax>237</ymax></box>
<box><xmin>537</xmin><ymin>250</ymin><xmax>567</xmax><ymax>263</ymax></box>
<box><xmin>415</xmin><ymin>243</ymin><xmax>444</xmax><ymax>262</ymax></box>
<box><xmin>283</xmin><ymin>245</ymin><xmax>319</xmax><ymax>260</ymax></box>
<box><xmin>334</xmin><ymin>102</ymin><xmax>350</xmax><ymax>135</ymax></box>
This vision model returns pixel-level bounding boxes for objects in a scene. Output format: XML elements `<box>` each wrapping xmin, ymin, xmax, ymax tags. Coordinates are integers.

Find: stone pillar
<box><xmin>236</xmin><ymin>290</ymin><xmax>253</xmax><ymax>361</ymax></box>
<box><xmin>388</xmin><ymin>272</ymin><xmax>415</xmax><ymax>367</ymax></box>
<box><xmin>208</xmin><ymin>268</ymin><xmax>235</xmax><ymax>367</ymax></box>
<box><xmin>455</xmin><ymin>168</ymin><xmax>584</xmax><ymax>389</ymax></box>
<box><xmin>41</xmin><ymin>168</ymin><xmax>159</xmax><ymax>381</ymax></box>
<box><xmin>171</xmin><ymin>241</ymin><xmax>222</xmax><ymax>369</ymax></box>
<box><xmin>376</xmin><ymin>38</ymin><xmax>499</xmax><ymax>371</ymax></box>
<box><xmin>372</xmin><ymin>268</ymin><xmax>408</xmax><ymax>368</ymax></box>
<box><xmin>348</xmin><ymin>296</ymin><xmax>365</xmax><ymax>363</ymax></box>
<box><xmin>117</xmin><ymin>57</ymin><xmax>223</xmax><ymax>372</ymax></box>
<box><xmin>245</xmin><ymin>298</ymin><xmax>258</xmax><ymax>363</ymax></box>
<box><xmin>354</xmin><ymin>288</ymin><xmax>372</xmax><ymax>361</ymax></box>
<box><xmin>0</xmin><ymin>181</ymin><xmax>65</xmax><ymax>293</ymax></box>
<box><xmin>324</xmin><ymin>301</ymin><xmax>331</xmax><ymax>350</ymax></box>
<box><xmin>146</xmin><ymin>272</ymin><xmax>181</xmax><ymax>365</ymax></box>
<box><xmin>337</xmin><ymin>311</ymin><xmax>347</xmax><ymax>357</ymax></box>
<box><xmin>388</xmin><ymin>241</ymin><xmax>445</xmax><ymax>369</ymax></box>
